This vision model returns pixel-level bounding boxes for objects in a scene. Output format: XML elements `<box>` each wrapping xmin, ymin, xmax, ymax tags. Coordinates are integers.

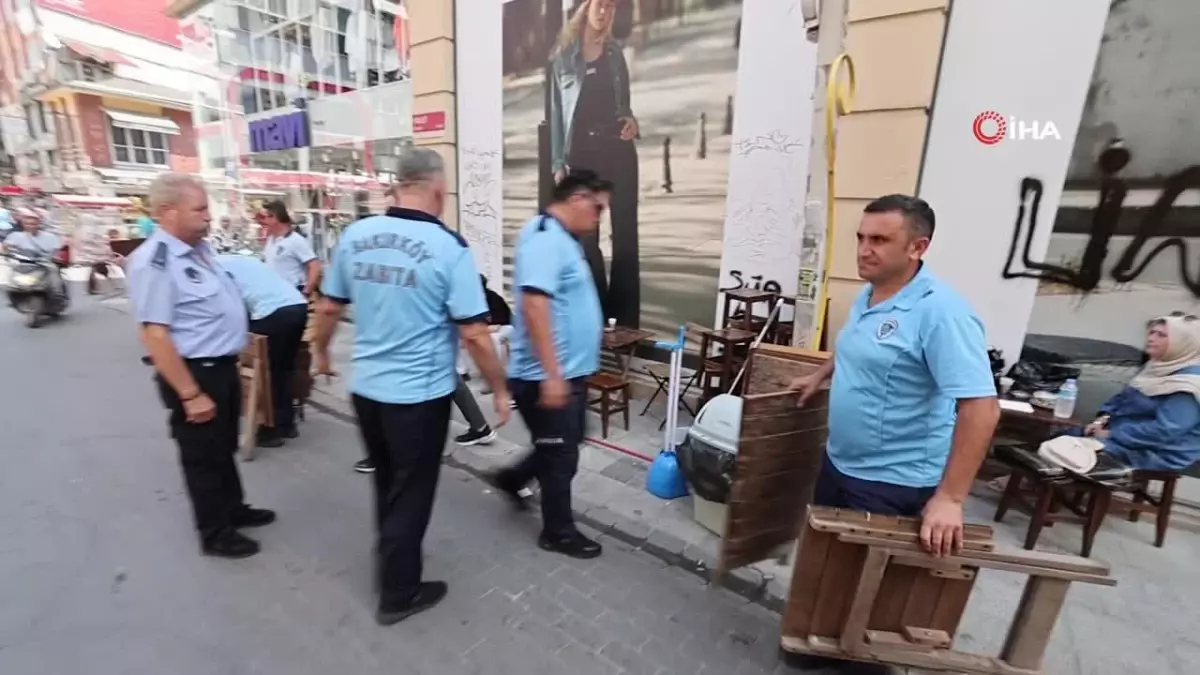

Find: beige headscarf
<box><xmin>1128</xmin><ymin>314</ymin><xmax>1200</xmax><ymax>401</ymax></box>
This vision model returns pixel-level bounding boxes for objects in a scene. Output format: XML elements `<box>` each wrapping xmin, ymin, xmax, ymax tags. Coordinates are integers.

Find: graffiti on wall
<box><xmin>1002</xmin><ymin>141</ymin><xmax>1200</xmax><ymax>294</ymax></box>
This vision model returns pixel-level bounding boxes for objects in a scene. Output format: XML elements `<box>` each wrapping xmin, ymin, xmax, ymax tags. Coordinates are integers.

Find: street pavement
<box><xmin>0</xmin><ymin>288</ymin><xmax>791</xmax><ymax>675</ymax></box>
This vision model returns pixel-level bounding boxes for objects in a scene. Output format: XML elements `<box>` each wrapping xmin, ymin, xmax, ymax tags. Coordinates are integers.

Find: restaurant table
<box><xmin>996</xmin><ymin>398</ymin><xmax>1082</xmax><ymax>445</ymax></box>
<box><xmin>698</xmin><ymin>326</ymin><xmax>756</xmax><ymax>401</ymax></box>
<box><xmin>602</xmin><ymin>326</ymin><xmax>654</xmax><ymax>378</ymax></box>
<box><xmin>721</xmin><ymin>288</ymin><xmax>778</xmax><ymax>333</ymax></box>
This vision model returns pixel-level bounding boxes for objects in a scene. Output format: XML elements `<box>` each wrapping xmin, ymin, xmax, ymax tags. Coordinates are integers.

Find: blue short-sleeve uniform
<box><xmin>265</xmin><ymin>230</ymin><xmax>317</xmax><ymax>287</ymax></box>
<box><xmin>507</xmin><ymin>214</ymin><xmax>603</xmax><ymax>381</ymax></box>
<box><xmin>126</xmin><ymin>230</ymin><xmax>249</xmax><ymax>359</ymax></box>
<box><xmin>216</xmin><ymin>254</ymin><xmax>307</xmax><ymax>320</ymax></box>
<box><xmin>827</xmin><ymin>264</ymin><xmax>996</xmax><ymax>488</ymax></box>
<box><xmin>320</xmin><ymin>207</ymin><xmax>488</xmax><ymax>405</ymax></box>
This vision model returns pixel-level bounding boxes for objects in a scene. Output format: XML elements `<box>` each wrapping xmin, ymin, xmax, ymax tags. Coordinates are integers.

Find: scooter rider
<box><xmin>4</xmin><ymin>208</ymin><xmax>66</xmax><ymax>298</ymax></box>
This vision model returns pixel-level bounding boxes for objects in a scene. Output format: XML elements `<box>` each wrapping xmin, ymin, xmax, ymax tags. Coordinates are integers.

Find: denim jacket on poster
<box><xmin>1072</xmin><ymin>365</ymin><xmax>1200</xmax><ymax>471</ymax></box>
<box><xmin>549</xmin><ymin>39</ymin><xmax>634</xmax><ymax>174</ymax></box>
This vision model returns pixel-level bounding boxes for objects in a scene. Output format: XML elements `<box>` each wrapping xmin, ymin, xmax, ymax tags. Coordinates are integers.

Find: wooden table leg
<box><xmin>999</xmin><ymin>575</ymin><xmax>1072</xmax><ymax>671</ymax></box>
<box><xmin>840</xmin><ymin>549</ymin><xmax>890</xmax><ymax>654</ymax></box>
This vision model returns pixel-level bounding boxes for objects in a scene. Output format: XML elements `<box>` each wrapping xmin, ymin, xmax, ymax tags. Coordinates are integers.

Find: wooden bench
<box><xmin>771</xmin><ymin>508</ymin><xmax>1115</xmax><ymax>675</ymax></box>
<box><xmin>586</xmin><ymin>372</ymin><xmax>631</xmax><ymax>438</ymax></box>
<box><xmin>710</xmin><ymin>345</ymin><xmax>1116</xmax><ymax>675</ymax></box>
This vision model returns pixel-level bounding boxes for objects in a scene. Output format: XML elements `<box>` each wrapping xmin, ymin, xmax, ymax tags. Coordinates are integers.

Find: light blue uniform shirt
<box><xmin>5</xmin><ymin>230</ymin><xmax>61</xmax><ymax>255</ymax></box>
<box><xmin>507</xmin><ymin>214</ymin><xmax>603</xmax><ymax>381</ymax></box>
<box><xmin>265</xmin><ymin>230</ymin><xmax>317</xmax><ymax>287</ymax></box>
<box><xmin>321</xmin><ymin>207</ymin><xmax>488</xmax><ymax>405</ymax></box>
<box><xmin>827</xmin><ymin>264</ymin><xmax>996</xmax><ymax>488</ymax></box>
<box><xmin>126</xmin><ymin>229</ymin><xmax>249</xmax><ymax>359</ymax></box>
<box><xmin>216</xmin><ymin>254</ymin><xmax>306</xmax><ymax>321</ymax></box>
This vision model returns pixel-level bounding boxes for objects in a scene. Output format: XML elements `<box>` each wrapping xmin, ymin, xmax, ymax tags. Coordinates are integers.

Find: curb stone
<box><xmin>305</xmin><ymin>392</ymin><xmax>787</xmax><ymax>613</ymax></box>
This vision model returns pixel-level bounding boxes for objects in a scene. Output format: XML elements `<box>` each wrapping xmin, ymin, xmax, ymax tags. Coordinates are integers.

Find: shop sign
<box><xmin>249</xmin><ymin>110</ymin><xmax>310</xmax><ymax>153</ymax></box>
<box><xmin>413</xmin><ymin>111</ymin><xmax>446</xmax><ymax>135</ymax></box>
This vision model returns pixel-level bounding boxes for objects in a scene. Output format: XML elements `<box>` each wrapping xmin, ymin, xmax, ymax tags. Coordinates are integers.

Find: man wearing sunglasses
<box><xmin>489</xmin><ymin>169</ymin><xmax>611</xmax><ymax>560</ymax></box>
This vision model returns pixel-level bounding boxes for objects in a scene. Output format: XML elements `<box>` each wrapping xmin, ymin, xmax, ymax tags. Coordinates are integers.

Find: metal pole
<box><xmin>792</xmin><ymin>0</ymin><xmax>851</xmax><ymax>349</ymax></box>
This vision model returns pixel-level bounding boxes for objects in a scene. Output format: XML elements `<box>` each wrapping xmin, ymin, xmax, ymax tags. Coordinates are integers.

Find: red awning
<box><xmin>60</xmin><ymin>39</ymin><xmax>133</xmax><ymax>66</ymax></box>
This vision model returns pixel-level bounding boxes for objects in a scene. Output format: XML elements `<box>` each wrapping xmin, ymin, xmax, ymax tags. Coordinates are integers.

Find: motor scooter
<box><xmin>4</xmin><ymin>246</ymin><xmax>69</xmax><ymax>328</ymax></box>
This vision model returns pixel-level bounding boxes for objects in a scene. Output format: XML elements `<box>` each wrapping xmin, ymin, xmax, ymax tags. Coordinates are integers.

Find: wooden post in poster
<box><xmin>238</xmin><ymin>334</ymin><xmax>274</xmax><ymax>460</ymax></box>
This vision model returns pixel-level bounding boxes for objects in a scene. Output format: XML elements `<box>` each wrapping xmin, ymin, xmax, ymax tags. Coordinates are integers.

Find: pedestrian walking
<box><xmin>217</xmin><ymin>253</ymin><xmax>308</xmax><ymax>447</ymax></box>
<box><xmin>311</xmin><ymin>148</ymin><xmax>511</xmax><ymax>625</ymax></box>
<box><xmin>261</xmin><ymin>200</ymin><xmax>321</xmax><ymax>296</ymax></box>
<box><xmin>489</xmin><ymin>169</ymin><xmax>611</xmax><ymax>560</ymax></box>
<box><xmin>125</xmin><ymin>173</ymin><xmax>275</xmax><ymax>560</ymax></box>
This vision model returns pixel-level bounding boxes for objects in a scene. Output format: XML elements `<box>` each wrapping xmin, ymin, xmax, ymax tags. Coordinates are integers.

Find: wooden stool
<box><xmin>586</xmin><ymin>372</ymin><xmax>631</xmax><ymax>438</ymax></box>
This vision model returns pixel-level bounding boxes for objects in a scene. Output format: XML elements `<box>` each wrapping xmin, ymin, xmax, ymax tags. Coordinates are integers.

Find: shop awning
<box><xmin>60</xmin><ymin>39</ymin><xmax>132</xmax><ymax>66</ymax></box>
<box><xmin>104</xmin><ymin>109</ymin><xmax>181</xmax><ymax>135</ymax></box>
<box><xmin>52</xmin><ymin>194</ymin><xmax>135</xmax><ymax>209</ymax></box>
<box><xmin>93</xmin><ymin>167</ymin><xmax>161</xmax><ymax>187</ymax></box>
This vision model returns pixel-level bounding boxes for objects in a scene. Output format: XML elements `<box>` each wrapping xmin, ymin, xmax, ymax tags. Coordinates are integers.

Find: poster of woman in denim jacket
<box><xmin>547</xmin><ymin>0</ymin><xmax>642</xmax><ymax>328</ymax></box>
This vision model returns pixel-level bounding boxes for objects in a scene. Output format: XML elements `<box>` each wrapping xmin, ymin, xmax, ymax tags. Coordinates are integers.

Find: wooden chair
<box><xmin>586</xmin><ymin>372</ymin><xmax>631</xmax><ymax>438</ymax></box>
<box><xmin>238</xmin><ymin>334</ymin><xmax>273</xmax><ymax>460</ymax></box>
<box><xmin>294</xmin><ymin>341</ymin><xmax>313</xmax><ymax>423</ymax></box>
<box><xmin>993</xmin><ymin>444</ymin><xmax>1184</xmax><ymax>556</ymax></box>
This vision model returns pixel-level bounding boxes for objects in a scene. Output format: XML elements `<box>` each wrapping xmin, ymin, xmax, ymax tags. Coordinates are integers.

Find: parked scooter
<box><xmin>4</xmin><ymin>246</ymin><xmax>69</xmax><ymax>328</ymax></box>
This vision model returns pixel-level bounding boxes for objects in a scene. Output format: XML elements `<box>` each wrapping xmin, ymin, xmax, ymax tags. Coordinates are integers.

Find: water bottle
<box><xmin>1054</xmin><ymin>379</ymin><xmax>1078</xmax><ymax>419</ymax></box>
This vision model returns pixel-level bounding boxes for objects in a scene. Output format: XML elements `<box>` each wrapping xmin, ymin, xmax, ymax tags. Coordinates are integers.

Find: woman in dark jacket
<box><xmin>548</xmin><ymin>0</ymin><xmax>641</xmax><ymax>328</ymax></box>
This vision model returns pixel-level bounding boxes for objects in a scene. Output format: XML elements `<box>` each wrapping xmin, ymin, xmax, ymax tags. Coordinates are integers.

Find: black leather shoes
<box><xmin>231</xmin><ymin>506</ymin><xmax>276</xmax><ymax>528</ymax></box>
<box><xmin>538</xmin><ymin>531</ymin><xmax>602</xmax><ymax>559</ymax></box>
<box><xmin>376</xmin><ymin>581</ymin><xmax>448</xmax><ymax>626</ymax></box>
<box><xmin>202</xmin><ymin>529</ymin><xmax>261</xmax><ymax>559</ymax></box>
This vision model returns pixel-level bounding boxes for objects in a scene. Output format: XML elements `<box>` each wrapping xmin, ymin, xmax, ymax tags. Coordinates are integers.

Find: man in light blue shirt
<box><xmin>126</xmin><ymin>174</ymin><xmax>274</xmax><ymax>560</ymax></box>
<box><xmin>218</xmin><ymin>254</ymin><xmax>308</xmax><ymax>446</ymax></box>
<box><xmin>489</xmin><ymin>170</ymin><xmax>609</xmax><ymax>561</ymax></box>
<box><xmin>791</xmin><ymin>195</ymin><xmax>999</xmax><ymax>558</ymax></box>
<box><xmin>312</xmin><ymin>149</ymin><xmax>510</xmax><ymax>626</ymax></box>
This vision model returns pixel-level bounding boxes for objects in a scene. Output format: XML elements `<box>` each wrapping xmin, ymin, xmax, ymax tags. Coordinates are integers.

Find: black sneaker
<box><xmin>538</xmin><ymin>531</ymin><xmax>602</xmax><ymax>559</ymax></box>
<box><xmin>256</xmin><ymin>430</ymin><xmax>285</xmax><ymax>448</ymax></box>
<box><xmin>485</xmin><ymin>470</ymin><xmax>530</xmax><ymax>512</ymax></box>
<box><xmin>354</xmin><ymin>459</ymin><xmax>376</xmax><ymax>474</ymax></box>
<box><xmin>280</xmin><ymin>426</ymin><xmax>299</xmax><ymax>439</ymax></box>
<box><xmin>231</xmin><ymin>506</ymin><xmax>276</xmax><ymax>528</ymax></box>
<box><xmin>376</xmin><ymin>581</ymin><xmax>448</xmax><ymax>626</ymax></box>
<box><xmin>455</xmin><ymin>427</ymin><xmax>497</xmax><ymax>446</ymax></box>
<box><xmin>202</xmin><ymin>529</ymin><xmax>261</xmax><ymax>559</ymax></box>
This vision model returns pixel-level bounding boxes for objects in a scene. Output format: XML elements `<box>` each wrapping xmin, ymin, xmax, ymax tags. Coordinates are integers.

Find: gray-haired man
<box><xmin>126</xmin><ymin>173</ymin><xmax>275</xmax><ymax>559</ymax></box>
<box><xmin>312</xmin><ymin>149</ymin><xmax>511</xmax><ymax>624</ymax></box>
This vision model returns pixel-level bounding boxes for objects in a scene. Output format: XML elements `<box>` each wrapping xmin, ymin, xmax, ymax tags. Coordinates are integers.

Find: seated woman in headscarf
<box><xmin>1074</xmin><ymin>312</ymin><xmax>1200</xmax><ymax>472</ymax></box>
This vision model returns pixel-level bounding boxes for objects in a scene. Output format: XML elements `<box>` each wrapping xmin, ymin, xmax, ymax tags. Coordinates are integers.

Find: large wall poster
<box><xmin>501</xmin><ymin>0</ymin><xmax>744</xmax><ymax>337</ymax></box>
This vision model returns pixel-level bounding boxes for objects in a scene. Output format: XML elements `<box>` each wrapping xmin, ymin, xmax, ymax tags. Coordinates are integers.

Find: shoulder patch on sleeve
<box><xmin>150</xmin><ymin>241</ymin><xmax>169</xmax><ymax>270</ymax></box>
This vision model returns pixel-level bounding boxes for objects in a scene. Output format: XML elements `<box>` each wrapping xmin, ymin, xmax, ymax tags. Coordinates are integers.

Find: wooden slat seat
<box><xmin>586</xmin><ymin>373</ymin><xmax>631</xmax><ymax>438</ymax></box>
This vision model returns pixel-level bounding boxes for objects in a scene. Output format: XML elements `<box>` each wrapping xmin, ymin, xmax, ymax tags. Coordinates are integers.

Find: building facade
<box><xmin>169</xmin><ymin>0</ymin><xmax>442</xmax><ymax>258</ymax></box>
<box><xmin>0</xmin><ymin>0</ymin><xmax>204</xmax><ymax>198</ymax></box>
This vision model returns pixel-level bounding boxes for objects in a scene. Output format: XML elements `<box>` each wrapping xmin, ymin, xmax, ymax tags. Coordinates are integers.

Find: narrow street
<box><xmin>0</xmin><ymin>287</ymin><xmax>786</xmax><ymax>675</ymax></box>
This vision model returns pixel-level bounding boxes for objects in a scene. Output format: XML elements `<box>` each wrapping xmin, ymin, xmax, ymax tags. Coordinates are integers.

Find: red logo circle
<box><xmin>973</xmin><ymin>110</ymin><xmax>1006</xmax><ymax>145</ymax></box>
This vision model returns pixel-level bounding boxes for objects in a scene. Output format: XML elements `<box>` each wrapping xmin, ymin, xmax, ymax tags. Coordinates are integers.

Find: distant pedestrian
<box><xmin>490</xmin><ymin>169</ymin><xmax>610</xmax><ymax>560</ymax></box>
<box><xmin>217</xmin><ymin>253</ymin><xmax>309</xmax><ymax>447</ymax></box>
<box><xmin>312</xmin><ymin>148</ymin><xmax>511</xmax><ymax>625</ymax></box>
<box><xmin>126</xmin><ymin>173</ymin><xmax>275</xmax><ymax>560</ymax></box>
<box><xmin>262</xmin><ymin>200</ymin><xmax>321</xmax><ymax>296</ymax></box>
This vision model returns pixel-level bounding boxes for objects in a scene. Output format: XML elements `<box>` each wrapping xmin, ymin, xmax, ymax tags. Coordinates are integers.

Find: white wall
<box><xmin>714</xmin><ymin>0</ymin><xmax>817</xmax><ymax>322</ymax></box>
<box><xmin>454</xmin><ymin>0</ymin><xmax>504</xmax><ymax>288</ymax></box>
<box><xmin>918</xmin><ymin>0</ymin><xmax>1111</xmax><ymax>362</ymax></box>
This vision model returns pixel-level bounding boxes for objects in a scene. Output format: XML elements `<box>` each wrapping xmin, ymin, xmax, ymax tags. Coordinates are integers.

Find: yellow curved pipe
<box><xmin>810</xmin><ymin>52</ymin><xmax>856</xmax><ymax>349</ymax></box>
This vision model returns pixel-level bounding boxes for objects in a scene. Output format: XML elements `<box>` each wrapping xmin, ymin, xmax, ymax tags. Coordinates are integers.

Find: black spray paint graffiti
<box><xmin>720</xmin><ymin>270</ymin><xmax>783</xmax><ymax>294</ymax></box>
<box><xmin>1003</xmin><ymin>141</ymin><xmax>1200</xmax><ymax>294</ymax></box>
